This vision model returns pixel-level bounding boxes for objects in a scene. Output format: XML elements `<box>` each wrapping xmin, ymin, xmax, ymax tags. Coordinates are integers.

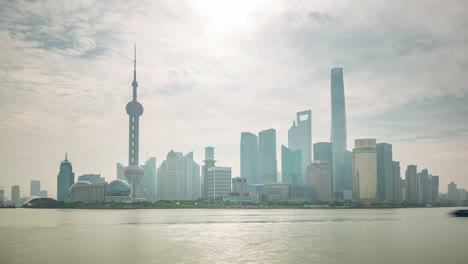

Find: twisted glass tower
<box><xmin>330</xmin><ymin>68</ymin><xmax>348</xmax><ymax>197</ymax></box>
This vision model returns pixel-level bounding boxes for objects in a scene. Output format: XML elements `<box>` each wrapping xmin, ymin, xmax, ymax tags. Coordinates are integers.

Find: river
<box><xmin>0</xmin><ymin>208</ymin><xmax>466</xmax><ymax>263</ymax></box>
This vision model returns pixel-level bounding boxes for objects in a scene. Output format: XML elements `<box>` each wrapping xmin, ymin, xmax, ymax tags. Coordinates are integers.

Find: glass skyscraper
<box><xmin>288</xmin><ymin>110</ymin><xmax>312</xmax><ymax>181</ymax></box>
<box><xmin>330</xmin><ymin>68</ymin><xmax>349</xmax><ymax>197</ymax></box>
<box><xmin>376</xmin><ymin>143</ymin><xmax>393</xmax><ymax>201</ymax></box>
<box><xmin>258</xmin><ymin>128</ymin><xmax>277</xmax><ymax>184</ymax></box>
<box><xmin>240</xmin><ymin>132</ymin><xmax>259</xmax><ymax>184</ymax></box>
<box><xmin>281</xmin><ymin>145</ymin><xmax>302</xmax><ymax>184</ymax></box>
<box><xmin>57</xmin><ymin>154</ymin><xmax>75</xmax><ymax>201</ymax></box>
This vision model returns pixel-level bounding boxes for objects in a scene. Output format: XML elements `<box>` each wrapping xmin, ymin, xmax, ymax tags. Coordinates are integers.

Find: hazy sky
<box><xmin>1</xmin><ymin>0</ymin><xmax>467</xmax><ymax>198</ymax></box>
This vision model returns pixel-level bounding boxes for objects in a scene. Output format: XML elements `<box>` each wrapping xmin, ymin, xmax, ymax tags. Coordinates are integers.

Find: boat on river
<box><xmin>451</xmin><ymin>209</ymin><xmax>468</xmax><ymax>217</ymax></box>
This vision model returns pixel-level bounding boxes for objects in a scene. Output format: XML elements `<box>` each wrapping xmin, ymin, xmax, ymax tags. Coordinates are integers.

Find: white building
<box><xmin>353</xmin><ymin>139</ymin><xmax>377</xmax><ymax>201</ymax></box>
<box><xmin>206</xmin><ymin>167</ymin><xmax>232</xmax><ymax>199</ymax></box>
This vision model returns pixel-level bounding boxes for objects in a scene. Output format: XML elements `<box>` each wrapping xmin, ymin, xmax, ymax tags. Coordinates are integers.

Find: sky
<box><xmin>0</xmin><ymin>0</ymin><xmax>467</xmax><ymax>199</ymax></box>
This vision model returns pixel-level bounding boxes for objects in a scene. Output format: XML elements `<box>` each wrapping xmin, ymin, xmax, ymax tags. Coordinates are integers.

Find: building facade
<box><xmin>206</xmin><ymin>166</ymin><xmax>232</xmax><ymax>199</ymax></box>
<box><xmin>352</xmin><ymin>139</ymin><xmax>377</xmax><ymax>201</ymax></box>
<box><xmin>392</xmin><ymin>161</ymin><xmax>402</xmax><ymax>203</ymax></box>
<box><xmin>330</xmin><ymin>68</ymin><xmax>349</xmax><ymax>198</ymax></box>
<box><xmin>57</xmin><ymin>154</ymin><xmax>75</xmax><ymax>201</ymax></box>
<box><xmin>73</xmin><ymin>184</ymin><xmax>107</xmax><ymax>202</ymax></box>
<box><xmin>288</xmin><ymin>110</ymin><xmax>312</xmax><ymax>181</ymax></box>
<box><xmin>376</xmin><ymin>143</ymin><xmax>393</xmax><ymax>201</ymax></box>
<box><xmin>142</xmin><ymin>157</ymin><xmax>157</xmax><ymax>200</ymax></box>
<box><xmin>258</xmin><ymin>129</ymin><xmax>277</xmax><ymax>184</ymax></box>
<box><xmin>240</xmin><ymin>132</ymin><xmax>259</xmax><ymax>184</ymax></box>
<box><xmin>281</xmin><ymin>145</ymin><xmax>302</xmax><ymax>185</ymax></box>
<box><xmin>202</xmin><ymin>146</ymin><xmax>216</xmax><ymax>199</ymax></box>
<box><xmin>263</xmin><ymin>183</ymin><xmax>290</xmax><ymax>201</ymax></box>
<box><xmin>30</xmin><ymin>180</ymin><xmax>41</xmax><ymax>197</ymax></box>
<box><xmin>405</xmin><ymin>165</ymin><xmax>419</xmax><ymax>204</ymax></box>
<box><xmin>306</xmin><ymin>161</ymin><xmax>332</xmax><ymax>201</ymax></box>
<box><xmin>11</xmin><ymin>185</ymin><xmax>20</xmax><ymax>205</ymax></box>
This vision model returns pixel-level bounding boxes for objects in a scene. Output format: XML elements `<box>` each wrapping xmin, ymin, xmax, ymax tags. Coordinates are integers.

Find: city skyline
<box><xmin>1</xmin><ymin>1</ymin><xmax>468</xmax><ymax>198</ymax></box>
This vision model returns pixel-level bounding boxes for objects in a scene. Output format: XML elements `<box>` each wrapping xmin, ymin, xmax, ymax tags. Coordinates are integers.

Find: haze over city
<box><xmin>1</xmin><ymin>0</ymin><xmax>467</xmax><ymax>199</ymax></box>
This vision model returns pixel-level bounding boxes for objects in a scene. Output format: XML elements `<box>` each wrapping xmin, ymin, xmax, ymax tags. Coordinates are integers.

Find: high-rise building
<box><xmin>405</xmin><ymin>165</ymin><xmax>419</xmax><ymax>204</ymax></box>
<box><xmin>431</xmin><ymin>175</ymin><xmax>439</xmax><ymax>204</ymax></box>
<box><xmin>206</xmin><ymin>166</ymin><xmax>232</xmax><ymax>199</ymax></box>
<box><xmin>142</xmin><ymin>157</ymin><xmax>157</xmax><ymax>199</ymax></box>
<box><xmin>30</xmin><ymin>180</ymin><xmax>41</xmax><ymax>196</ymax></box>
<box><xmin>419</xmin><ymin>169</ymin><xmax>431</xmax><ymax>204</ymax></box>
<box><xmin>0</xmin><ymin>189</ymin><xmax>4</xmax><ymax>203</ymax></box>
<box><xmin>11</xmin><ymin>185</ymin><xmax>20</xmax><ymax>205</ymax></box>
<box><xmin>306</xmin><ymin>161</ymin><xmax>332</xmax><ymax>201</ymax></box>
<box><xmin>240</xmin><ymin>132</ymin><xmax>258</xmax><ymax>184</ymax></box>
<box><xmin>40</xmin><ymin>190</ymin><xmax>48</xmax><ymax>198</ymax></box>
<box><xmin>202</xmin><ymin>146</ymin><xmax>216</xmax><ymax>199</ymax></box>
<box><xmin>116</xmin><ymin>163</ymin><xmax>126</xmax><ymax>182</ymax></box>
<box><xmin>157</xmin><ymin>150</ymin><xmax>200</xmax><ymax>200</ymax></box>
<box><xmin>376</xmin><ymin>143</ymin><xmax>393</xmax><ymax>201</ymax></box>
<box><xmin>313</xmin><ymin>142</ymin><xmax>333</xmax><ymax>169</ymax></box>
<box><xmin>258</xmin><ymin>129</ymin><xmax>277</xmax><ymax>184</ymax></box>
<box><xmin>447</xmin><ymin>182</ymin><xmax>457</xmax><ymax>202</ymax></box>
<box><xmin>352</xmin><ymin>139</ymin><xmax>377</xmax><ymax>201</ymax></box>
<box><xmin>330</xmin><ymin>68</ymin><xmax>349</xmax><ymax>197</ymax></box>
<box><xmin>392</xmin><ymin>161</ymin><xmax>402</xmax><ymax>203</ymax></box>
<box><xmin>124</xmin><ymin>46</ymin><xmax>147</xmax><ymax>200</ymax></box>
<box><xmin>230</xmin><ymin>177</ymin><xmax>248</xmax><ymax>200</ymax></box>
<box><xmin>281</xmin><ymin>145</ymin><xmax>302</xmax><ymax>184</ymax></box>
<box><xmin>57</xmin><ymin>154</ymin><xmax>75</xmax><ymax>201</ymax></box>
<box><xmin>288</xmin><ymin>110</ymin><xmax>312</xmax><ymax>180</ymax></box>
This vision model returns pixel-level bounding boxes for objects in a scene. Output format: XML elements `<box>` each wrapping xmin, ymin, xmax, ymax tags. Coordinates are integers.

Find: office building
<box><xmin>116</xmin><ymin>163</ymin><xmax>126</xmax><ymax>182</ymax></box>
<box><xmin>330</xmin><ymin>68</ymin><xmax>349</xmax><ymax>197</ymax></box>
<box><xmin>240</xmin><ymin>132</ymin><xmax>259</xmax><ymax>184</ymax></box>
<box><xmin>157</xmin><ymin>150</ymin><xmax>200</xmax><ymax>200</ymax></box>
<box><xmin>281</xmin><ymin>145</ymin><xmax>302</xmax><ymax>184</ymax></box>
<box><xmin>202</xmin><ymin>146</ymin><xmax>216</xmax><ymax>199</ymax></box>
<box><xmin>11</xmin><ymin>185</ymin><xmax>20</xmax><ymax>205</ymax></box>
<box><xmin>230</xmin><ymin>177</ymin><xmax>248</xmax><ymax>200</ymax></box>
<box><xmin>206</xmin><ymin>166</ymin><xmax>232</xmax><ymax>199</ymax></box>
<box><xmin>288</xmin><ymin>110</ymin><xmax>312</xmax><ymax>180</ymax></box>
<box><xmin>306</xmin><ymin>161</ymin><xmax>332</xmax><ymax>201</ymax></box>
<box><xmin>352</xmin><ymin>139</ymin><xmax>377</xmax><ymax>201</ymax></box>
<box><xmin>72</xmin><ymin>183</ymin><xmax>107</xmax><ymax>202</ymax></box>
<box><xmin>405</xmin><ymin>165</ymin><xmax>419</xmax><ymax>203</ymax></box>
<box><xmin>78</xmin><ymin>174</ymin><xmax>106</xmax><ymax>184</ymax></box>
<box><xmin>258</xmin><ymin>129</ymin><xmax>277</xmax><ymax>184</ymax></box>
<box><xmin>30</xmin><ymin>180</ymin><xmax>41</xmax><ymax>196</ymax></box>
<box><xmin>142</xmin><ymin>157</ymin><xmax>157</xmax><ymax>199</ymax></box>
<box><xmin>0</xmin><ymin>189</ymin><xmax>4</xmax><ymax>204</ymax></box>
<box><xmin>263</xmin><ymin>183</ymin><xmax>290</xmax><ymax>201</ymax></box>
<box><xmin>40</xmin><ymin>190</ymin><xmax>48</xmax><ymax>198</ymax></box>
<box><xmin>57</xmin><ymin>153</ymin><xmax>75</xmax><ymax>201</ymax></box>
<box><xmin>392</xmin><ymin>161</ymin><xmax>402</xmax><ymax>203</ymax></box>
<box><xmin>448</xmin><ymin>182</ymin><xmax>457</xmax><ymax>202</ymax></box>
<box><xmin>376</xmin><ymin>143</ymin><xmax>393</xmax><ymax>201</ymax></box>
<box><xmin>314</xmin><ymin>142</ymin><xmax>333</xmax><ymax>170</ymax></box>
<box><xmin>431</xmin><ymin>175</ymin><xmax>439</xmax><ymax>204</ymax></box>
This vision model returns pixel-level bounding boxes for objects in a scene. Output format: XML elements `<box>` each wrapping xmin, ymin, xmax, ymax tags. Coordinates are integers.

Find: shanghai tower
<box><xmin>330</xmin><ymin>68</ymin><xmax>348</xmax><ymax>197</ymax></box>
<box><xmin>124</xmin><ymin>45</ymin><xmax>147</xmax><ymax>200</ymax></box>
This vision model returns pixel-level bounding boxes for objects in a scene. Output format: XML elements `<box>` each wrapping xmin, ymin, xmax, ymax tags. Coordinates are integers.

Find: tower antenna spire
<box><xmin>132</xmin><ymin>43</ymin><xmax>138</xmax><ymax>101</ymax></box>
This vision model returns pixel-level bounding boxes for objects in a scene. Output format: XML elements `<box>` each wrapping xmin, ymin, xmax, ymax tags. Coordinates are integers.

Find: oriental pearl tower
<box><xmin>124</xmin><ymin>45</ymin><xmax>147</xmax><ymax>200</ymax></box>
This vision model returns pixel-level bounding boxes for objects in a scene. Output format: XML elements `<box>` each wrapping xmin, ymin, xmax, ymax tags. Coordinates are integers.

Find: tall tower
<box><xmin>240</xmin><ymin>132</ymin><xmax>259</xmax><ymax>184</ymax></box>
<box><xmin>288</xmin><ymin>110</ymin><xmax>312</xmax><ymax>182</ymax></box>
<box><xmin>258</xmin><ymin>128</ymin><xmax>277</xmax><ymax>184</ymax></box>
<box><xmin>330</xmin><ymin>68</ymin><xmax>349</xmax><ymax>197</ymax></box>
<box><xmin>124</xmin><ymin>45</ymin><xmax>146</xmax><ymax>200</ymax></box>
<box><xmin>57</xmin><ymin>153</ymin><xmax>75</xmax><ymax>201</ymax></box>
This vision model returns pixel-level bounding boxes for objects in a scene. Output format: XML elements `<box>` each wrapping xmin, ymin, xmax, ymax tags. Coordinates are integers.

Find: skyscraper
<box><xmin>447</xmin><ymin>182</ymin><xmax>457</xmax><ymax>202</ymax></box>
<box><xmin>306</xmin><ymin>161</ymin><xmax>332</xmax><ymax>201</ymax></box>
<box><xmin>405</xmin><ymin>165</ymin><xmax>419</xmax><ymax>204</ymax></box>
<box><xmin>124</xmin><ymin>46</ymin><xmax>147</xmax><ymax>200</ymax></box>
<box><xmin>376</xmin><ymin>143</ymin><xmax>393</xmax><ymax>201</ymax></box>
<box><xmin>116</xmin><ymin>163</ymin><xmax>126</xmax><ymax>182</ymax></box>
<box><xmin>11</xmin><ymin>185</ymin><xmax>20</xmax><ymax>205</ymax></box>
<box><xmin>240</xmin><ymin>132</ymin><xmax>258</xmax><ymax>184</ymax></box>
<box><xmin>57</xmin><ymin>154</ymin><xmax>75</xmax><ymax>201</ymax></box>
<box><xmin>258</xmin><ymin>129</ymin><xmax>277</xmax><ymax>184</ymax></box>
<box><xmin>419</xmin><ymin>169</ymin><xmax>431</xmax><ymax>204</ymax></box>
<box><xmin>206</xmin><ymin>166</ymin><xmax>232</xmax><ymax>199</ymax></box>
<box><xmin>281</xmin><ymin>145</ymin><xmax>302</xmax><ymax>184</ymax></box>
<box><xmin>313</xmin><ymin>142</ymin><xmax>333</xmax><ymax>176</ymax></box>
<box><xmin>30</xmin><ymin>180</ymin><xmax>41</xmax><ymax>196</ymax></box>
<box><xmin>330</xmin><ymin>68</ymin><xmax>349</xmax><ymax>197</ymax></box>
<box><xmin>288</xmin><ymin>110</ymin><xmax>312</xmax><ymax>180</ymax></box>
<box><xmin>202</xmin><ymin>146</ymin><xmax>216</xmax><ymax>199</ymax></box>
<box><xmin>431</xmin><ymin>175</ymin><xmax>439</xmax><ymax>204</ymax></box>
<box><xmin>142</xmin><ymin>157</ymin><xmax>157</xmax><ymax>200</ymax></box>
<box><xmin>352</xmin><ymin>139</ymin><xmax>377</xmax><ymax>201</ymax></box>
<box><xmin>392</xmin><ymin>161</ymin><xmax>402</xmax><ymax>204</ymax></box>
<box><xmin>157</xmin><ymin>150</ymin><xmax>200</xmax><ymax>200</ymax></box>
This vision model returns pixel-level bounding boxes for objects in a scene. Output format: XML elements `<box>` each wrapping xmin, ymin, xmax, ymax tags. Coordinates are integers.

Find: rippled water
<box><xmin>0</xmin><ymin>208</ymin><xmax>466</xmax><ymax>264</ymax></box>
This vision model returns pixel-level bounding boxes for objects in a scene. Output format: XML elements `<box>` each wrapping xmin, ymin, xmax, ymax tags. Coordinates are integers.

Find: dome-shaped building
<box><xmin>68</xmin><ymin>181</ymin><xmax>92</xmax><ymax>198</ymax></box>
<box><xmin>106</xmin><ymin>179</ymin><xmax>131</xmax><ymax>197</ymax></box>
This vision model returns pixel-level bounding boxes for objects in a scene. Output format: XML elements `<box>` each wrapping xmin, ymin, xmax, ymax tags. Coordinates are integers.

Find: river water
<box><xmin>0</xmin><ymin>208</ymin><xmax>466</xmax><ymax>264</ymax></box>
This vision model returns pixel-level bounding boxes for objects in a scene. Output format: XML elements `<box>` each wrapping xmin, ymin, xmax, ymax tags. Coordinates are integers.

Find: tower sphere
<box><xmin>124</xmin><ymin>164</ymin><xmax>144</xmax><ymax>177</ymax></box>
<box><xmin>126</xmin><ymin>101</ymin><xmax>144</xmax><ymax>116</ymax></box>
